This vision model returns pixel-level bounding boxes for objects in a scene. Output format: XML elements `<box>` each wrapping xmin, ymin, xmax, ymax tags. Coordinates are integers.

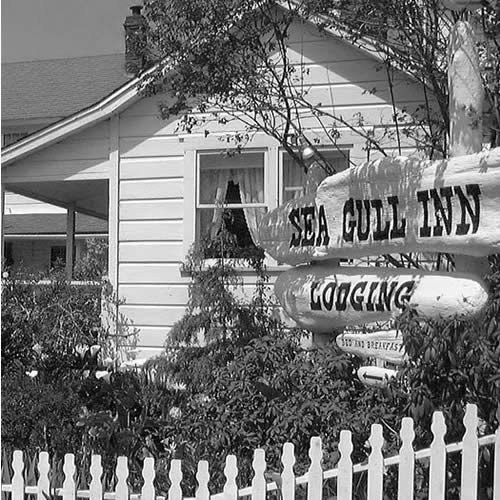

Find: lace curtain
<box><xmin>204</xmin><ymin>167</ymin><xmax>264</xmax><ymax>245</ymax></box>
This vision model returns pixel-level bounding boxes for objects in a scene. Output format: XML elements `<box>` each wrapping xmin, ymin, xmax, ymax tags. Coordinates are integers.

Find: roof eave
<box><xmin>1</xmin><ymin>66</ymin><xmax>160</xmax><ymax>167</ymax></box>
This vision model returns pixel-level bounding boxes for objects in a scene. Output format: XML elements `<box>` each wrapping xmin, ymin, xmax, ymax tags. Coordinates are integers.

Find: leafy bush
<box><xmin>1</xmin><ymin>268</ymin><xmax>137</xmax><ymax>459</ymax></box>
<box><xmin>1</xmin><ymin>269</ymin><xmax>104</xmax><ymax>376</ymax></box>
<box><xmin>397</xmin><ymin>254</ymin><xmax>500</xmax><ymax>438</ymax></box>
<box><xmin>2</xmin><ymin>241</ymin><xmax>498</xmax><ymax>497</ymax></box>
<box><xmin>73</xmin><ymin>237</ymin><xmax>109</xmax><ymax>281</ymax></box>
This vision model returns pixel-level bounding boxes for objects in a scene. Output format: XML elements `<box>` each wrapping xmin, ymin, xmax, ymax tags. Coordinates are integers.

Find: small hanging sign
<box><xmin>336</xmin><ymin>330</ymin><xmax>406</xmax><ymax>365</ymax></box>
<box><xmin>357</xmin><ymin>366</ymin><xmax>397</xmax><ymax>387</ymax></box>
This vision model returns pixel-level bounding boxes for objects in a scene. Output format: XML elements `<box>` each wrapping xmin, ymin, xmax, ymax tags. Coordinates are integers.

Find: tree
<box><xmin>140</xmin><ymin>0</ymin><xmax>499</xmax><ymax>170</ymax></box>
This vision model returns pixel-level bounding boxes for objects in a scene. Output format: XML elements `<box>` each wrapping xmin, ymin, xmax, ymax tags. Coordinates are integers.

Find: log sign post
<box><xmin>256</xmin><ymin>1</ymin><xmax>500</xmax><ymax>387</ymax></box>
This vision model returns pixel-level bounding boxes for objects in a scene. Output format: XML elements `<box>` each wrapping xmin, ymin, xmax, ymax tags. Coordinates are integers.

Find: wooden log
<box><xmin>336</xmin><ymin>330</ymin><xmax>406</xmax><ymax>365</ymax></box>
<box><xmin>448</xmin><ymin>20</ymin><xmax>489</xmax><ymax>276</ymax></box>
<box><xmin>448</xmin><ymin>21</ymin><xmax>483</xmax><ymax>158</ymax></box>
<box><xmin>257</xmin><ymin>148</ymin><xmax>500</xmax><ymax>265</ymax></box>
<box><xmin>275</xmin><ymin>264</ymin><xmax>488</xmax><ymax>332</ymax></box>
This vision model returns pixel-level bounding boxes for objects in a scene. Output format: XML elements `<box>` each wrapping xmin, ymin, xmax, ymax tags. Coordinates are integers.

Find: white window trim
<box><xmin>278</xmin><ymin>146</ymin><xmax>352</xmax><ymax>205</ymax></box>
<box><xmin>184</xmin><ymin>144</ymin><xmax>280</xmax><ymax>267</ymax></box>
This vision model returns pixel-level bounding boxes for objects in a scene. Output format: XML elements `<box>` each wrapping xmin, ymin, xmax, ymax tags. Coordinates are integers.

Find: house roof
<box><xmin>1</xmin><ymin>3</ymin><xmax>393</xmax><ymax>167</ymax></box>
<box><xmin>2</xmin><ymin>54</ymin><xmax>131</xmax><ymax>123</ymax></box>
<box><xmin>4</xmin><ymin>213</ymin><xmax>108</xmax><ymax>236</ymax></box>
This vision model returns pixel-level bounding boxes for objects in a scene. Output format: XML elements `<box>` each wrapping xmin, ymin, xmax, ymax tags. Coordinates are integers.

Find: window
<box><xmin>50</xmin><ymin>245</ymin><xmax>66</xmax><ymax>269</ymax></box>
<box><xmin>281</xmin><ymin>149</ymin><xmax>350</xmax><ymax>203</ymax></box>
<box><xmin>196</xmin><ymin>151</ymin><xmax>266</xmax><ymax>258</ymax></box>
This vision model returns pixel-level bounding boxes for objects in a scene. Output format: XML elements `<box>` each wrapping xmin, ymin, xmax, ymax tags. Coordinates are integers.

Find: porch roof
<box><xmin>4</xmin><ymin>213</ymin><xmax>108</xmax><ymax>236</ymax></box>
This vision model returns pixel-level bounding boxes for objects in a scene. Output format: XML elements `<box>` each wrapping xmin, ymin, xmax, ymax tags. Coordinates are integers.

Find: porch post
<box><xmin>66</xmin><ymin>207</ymin><xmax>76</xmax><ymax>280</ymax></box>
<box><xmin>1</xmin><ymin>184</ymin><xmax>5</xmax><ymax>267</ymax></box>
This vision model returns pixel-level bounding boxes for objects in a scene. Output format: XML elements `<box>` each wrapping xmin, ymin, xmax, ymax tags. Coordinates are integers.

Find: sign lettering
<box><xmin>289</xmin><ymin>204</ymin><xmax>330</xmax><ymax>248</ymax></box>
<box><xmin>310</xmin><ymin>279</ymin><xmax>415</xmax><ymax>313</ymax></box>
<box><xmin>341</xmin><ymin>183</ymin><xmax>480</xmax><ymax>244</ymax></box>
<box><xmin>257</xmin><ymin>149</ymin><xmax>500</xmax><ymax>265</ymax></box>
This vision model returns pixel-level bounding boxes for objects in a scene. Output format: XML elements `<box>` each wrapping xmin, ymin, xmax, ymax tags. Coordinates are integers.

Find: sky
<box><xmin>2</xmin><ymin>0</ymin><xmax>135</xmax><ymax>62</ymax></box>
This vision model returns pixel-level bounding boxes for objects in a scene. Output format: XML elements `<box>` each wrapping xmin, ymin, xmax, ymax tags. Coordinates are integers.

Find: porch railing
<box><xmin>1</xmin><ymin>403</ymin><xmax>499</xmax><ymax>499</ymax></box>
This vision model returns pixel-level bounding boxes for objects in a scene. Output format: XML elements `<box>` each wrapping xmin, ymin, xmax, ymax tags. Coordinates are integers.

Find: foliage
<box><xmin>1</xmin><ymin>269</ymin><xmax>104</xmax><ymax>376</ymax></box>
<box><xmin>170</xmin><ymin>229</ymin><xmax>268</xmax><ymax>345</ymax></box>
<box><xmin>138</xmin><ymin>235</ymin><xmax>406</xmax><ymax>494</ymax></box>
<box><xmin>73</xmin><ymin>237</ymin><xmax>109</xmax><ymax>281</ymax></box>
<box><xmin>1</xmin><ymin>269</ymin><xmax>138</xmax><ymax>460</ymax></box>
<box><xmin>140</xmin><ymin>0</ymin><xmax>499</xmax><ymax>168</ymax></box>
<box><xmin>324</xmin><ymin>0</ymin><xmax>500</xmax><ymax>150</ymax></box>
<box><xmin>396</xmin><ymin>254</ymin><xmax>500</xmax><ymax>437</ymax></box>
<box><xmin>2</xmin><ymin>244</ymin><xmax>499</xmax><ymax>496</ymax></box>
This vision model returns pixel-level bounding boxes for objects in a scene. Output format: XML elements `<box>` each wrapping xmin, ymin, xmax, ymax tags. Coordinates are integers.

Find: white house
<box><xmin>1</xmin><ymin>6</ymin><xmax>433</xmax><ymax>358</ymax></box>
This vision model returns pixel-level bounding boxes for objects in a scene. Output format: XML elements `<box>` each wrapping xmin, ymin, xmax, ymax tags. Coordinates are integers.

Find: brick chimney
<box><xmin>124</xmin><ymin>5</ymin><xmax>147</xmax><ymax>75</ymax></box>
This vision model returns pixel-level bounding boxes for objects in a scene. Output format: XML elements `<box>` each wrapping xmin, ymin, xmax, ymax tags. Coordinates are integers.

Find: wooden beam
<box><xmin>65</xmin><ymin>207</ymin><xmax>76</xmax><ymax>280</ymax></box>
<box><xmin>448</xmin><ymin>20</ymin><xmax>489</xmax><ymax>276</ymax></box>
<box><xmin>108</xmin><ymin>115</ymin><xmax>120</xmax><ymax>293</ymax></box>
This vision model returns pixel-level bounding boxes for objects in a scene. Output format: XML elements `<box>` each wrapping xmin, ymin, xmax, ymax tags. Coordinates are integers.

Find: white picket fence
<box><xmin>1</xmin><ymin>403</ymin><xmax>499</xmax><ymax>499</ymax></box>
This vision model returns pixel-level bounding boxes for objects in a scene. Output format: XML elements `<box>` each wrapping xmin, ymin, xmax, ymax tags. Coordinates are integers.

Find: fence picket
<box><xmin>307</xmin><ymin>436</ymin><xmax>323</xmax><ymax>500</ymax></box>
<box><xmin>115</xmin><ymin>456</ymin><xmax>129</xmax><ymax>500</ymax></box>
<box><xmin>398</xmin><ymin>417</ymin><xmax>415</xmax><ymax>500</ymax></box>
<box><xmin>62</xmin><ymin>454</ymin><xmax>76</xmax><ymax>500</ymax></box>
<box><xmin>37</xmin><ymin>452</ymin><xmax>50</xmax><ymax>500</ymax></box>
<box><xmin>251</xmin><ymin>449</ymin><xmax>266</xmax><ymax>500</ymax></box>
<box><xmin>337</xmin><ymin>429</ymin><xmax>353</xmax><ymax>500</ymax></box>
<box><xmin>429</xmin><ymin>411</ymin><xmax>446</xmax><ymax>500</ymax></box>
<box><xmin>223</xmin><ymin>455</ymin><xmax>238</xmax><ymax>500</ymax></box>
<box><xmin>11</xmin><ymin>451</ymin><xmax>24</xmax><ymax>500</ymax></box>
<box><xmin>141</xmin><ymin>456</ymin><xmax>156</xmax><ymax>500</ymax></box>
<box><xmin>168</xmin><ymin>459</ymin><xmax>182</xmax><ymax>500</ymax></box>
<box><xmin>367</xmin><ymin>424</ymin><xmax>384</xmax><ymax>500</ymax></box>
<box><xmin>461</xmin><ymin>403</ymin><xmax>479</xmax><ymax>500</ymax></box>
<box><xmin>90</xmin><ymin>455</ymin><xmax>103</xmax><ymax>500</ymax></box>
<box><xmin>494</xmin><ymin>427</ymin><xmax>500</xmax><ymax>500</ymax></box>
<box><xmin>1</xmin><ymin>404</ymin><xmax>496</xmax><ymax>500</ymax></box>
<box><xmin>281</xmin><ymin>442</ymin><xmax>295</xmax><ymax>500</ymax></box>
<box><xmin>195</xmin><ymin>460</ymin><xmax>210</xmax><ymax>500</ymax></box>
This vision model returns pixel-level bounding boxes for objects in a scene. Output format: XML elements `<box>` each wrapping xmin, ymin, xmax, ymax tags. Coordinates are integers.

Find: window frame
<box><xmin>278</xmin><ymin>147</ymin><xmax>351</xmax><ymax>205</ymax></box>
<box><xmin>194</xmin><ymin>148</ymin><xmax>268</xmax><ymax>248</ymax></box>
<box><xmin>184</xmin><ymin>143</ymin><xmax>351</xmax><ymax>268</ymax></box>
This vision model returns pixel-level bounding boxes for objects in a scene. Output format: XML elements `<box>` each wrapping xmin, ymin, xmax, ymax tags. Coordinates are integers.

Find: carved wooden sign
<box><xmin>274</xmin><ymin>265</ymin><xmax>489</xmax><ymax>333</ymax></box>
<box><xmin>258</xmin><ymin>148</ymin><xmax>500</xmax><ymax>265</ymax></box>
<box><xmin>336</xmin><ymin>330</ymin><xmax>406</xmax><ymax>365</ymax></box>
<box><xmin>357</xmin><ymin>366</ymin><xmax>397</xmax><ymax>387</ymax></box>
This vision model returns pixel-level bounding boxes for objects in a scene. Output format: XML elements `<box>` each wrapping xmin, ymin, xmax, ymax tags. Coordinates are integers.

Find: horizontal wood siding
<box><xmin>120</xmin><ymin>200</ymin><xmax>184</xmax><ymax>220</ymax></box>
<box><xmin>119</xmin><ymin>263</ymin><xmax>187</xmax><ymax>283</ymax></box>
<box><xmin>119</xmin><ymin>221</ymin><xmax>183</xmax><ymax>241</ymax></box>
<box><xmin>117</xmin><ymin>134</ymin><xmax>186</xmax><ymax>350</ymax></box>
<box><xmin>120</xmin><ymin>157</ymin><xmax>184</xmax><ymax>179</ymax></box>
<box><xmin>120</xmin><ymin>179</ymin><xmax>184</xmax><ymax>200</ymax></box>
<box><xmin>116</xmin><ymin>18</ymin><xmax>431</xmax><ymax>353</ymax></box>
<box><xmin>119</xmin><ymin>241</ymin><xmax>184</xmax><ymax>262</ymax></box>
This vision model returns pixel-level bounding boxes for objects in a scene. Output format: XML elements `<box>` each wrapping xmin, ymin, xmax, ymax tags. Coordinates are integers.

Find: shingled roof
<box><xmin>2</xmin><ymin>54</ymin><xmax>131</xmax><ymax>122</ymax></box>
